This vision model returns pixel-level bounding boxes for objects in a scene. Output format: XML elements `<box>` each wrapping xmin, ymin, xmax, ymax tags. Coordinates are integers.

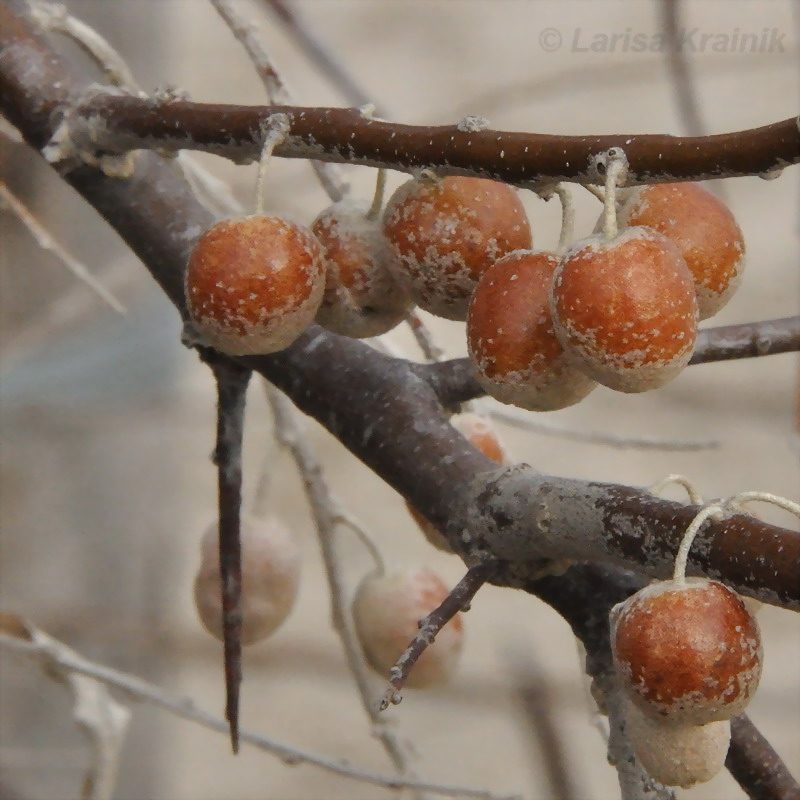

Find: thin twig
<box><xmin>0</xmin><ymin>181</ymin><xmax>126</xmax><ymax>315</ymax></box>
<box><xmin>0</xmin><ymin>624</ymin><xmax>515</xmax><ymax>800</ymax></box>
<box><xmin>486</xmin><ymin>405</ymin><xmax>718</xmax><ymax>452</ymax></box>
<box><xmin>423</xmin><ymin>317</ymin><xmax>800</xmax><ymax>407</ymax></box>
<box><xmin>406</xmin><ymin>311</ymin><xmax>446</xmax><ymax>363</ymax></box>
<box><xmin>0</xmin><ymin>614</ymin><xmax>130</xmax><ymax>800</ymax></box>
<box><xmin>210</xmin><ymin>0</ymin><xmax>346</xmax><ymax>202</ymax></box>
<box><xmin>263</xmin><ymin>384</ymin><xmax>423</xmax><ymax>790</ymax></box>
<box><xmin>380</xmin><ymin>562</ymin><xmax>494</xmax><ymax>710</ymax></box>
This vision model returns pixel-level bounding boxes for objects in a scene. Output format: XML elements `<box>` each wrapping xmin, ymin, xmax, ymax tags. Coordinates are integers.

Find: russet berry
<box><xmin>611</xmin><ymin>578</ymin><xmax>762</xmax><ymax>726</ymax></box>
<box><xmin>194</xmin><ymin>516</ymin><xmax>301</xmax><ymax>645</ymax></box>
<box><xmin>382</xmin><ymin>176</ymin><xmax>532</xmax><ymax>320</ymax></box>
<box><xmin>550</xmin><ymin>226</ymin><xmax>699</xmax><ymax>392</ymax></box>
<box><xmin>311</xmin><ymin>200</ymin><xmax>412</xmax><ymax>337</ymax></box>
<box><xmin>185</xmin><ymin>215</ymin><xmax>325</xmax><ymax>355</ymax></box>
<box><xmin>352</xmin><ymin>566</ymin><xmax>463</xmax><ymax>688</ymax></box>
<box><xmin>467</xmin><ymin>250</ymin><xmax>596</xmax><ymax>411</ymax></box>
<box><xmin>618</xmin><ymin>182</ymin><xmax>745</xmax><ymax>320</ymax></box>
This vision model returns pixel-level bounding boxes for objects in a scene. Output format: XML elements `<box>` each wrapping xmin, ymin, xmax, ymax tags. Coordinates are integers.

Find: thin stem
<box><xmin>210</xmin><ymin>0</ymin><xmax>346</xmax><ymax>202</ymax></box>
<box><xmin>0</xmin><ymin>181</ymin><xmax>126</xmax><ymax>314</ymax></box>
<box><xmin>647</xmin><ymin>474</ymin><xmax>704</xmax><ymax>505</ymax></box>
<box><xmin>725</xmin><ymin>492</ymin><xmax>800</xmax><ymax>522</ymax></box>
<box><xmin>583</xmin><ymin>184</ymin><xmax>605</xmax><ymax>202</ymax></box>
<box><xmin>254</xmin><ymin>115</ymin><xmax>289</xmax><ymax>215</ymax></box>
<box><xmin>332</xmin><ymin>512</ymin><xmax>386</xmax><ymax>575</ymax></box>
<box><xmin>601</xmin><ymin>151</ymin><xmax>628</xmax><ymax>241</ymax></box>
<box><xmin>554</xmin><ymin>183</ymin><xmax>575</xmax><ymax>254</ymax></box>
<box><xmin>367</xmin><ymin>168</ymin><xmax>387</xmax><ymax>220</ymax></box>
<box><xmin>672</xmin><ymin>504</ymin><xmax>725</xmax><ymax>583</ymax></box>
<box><xmin>380</xmin><ymin>562</ymin><xmax>494</xmax><ymax>710</ymax></box>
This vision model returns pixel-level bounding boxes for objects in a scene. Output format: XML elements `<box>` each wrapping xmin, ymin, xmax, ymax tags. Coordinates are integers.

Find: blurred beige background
<box><xmin>1</xmin><ymin>1</ymin><xmax>798</xmax><ymax>799</ymax></box>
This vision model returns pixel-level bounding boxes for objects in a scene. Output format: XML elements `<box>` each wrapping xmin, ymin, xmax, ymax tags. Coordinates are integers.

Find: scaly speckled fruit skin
<box><xmin>406</xmin><ymin>412</ymin><xmax>506</xmax><ymax>552</ymax></box>
<box><xmin>550</xmin><ymin>226</ymin><xmax>699</xmax><ymax>393</ymax></box>
<box><xmin>626</xmin><ymin>700</ymin><xmax>731</xmax><ymax>788</ymax></box>
<box><xmin>352</xmin><ymin>566</ymin><xmax>464</xmax><ymax>688</ymax></box>
<box><xmin>185</xmin><ymin>215</ymin><xmax>325</xmax><ymax>355</ymax></box>
<box><xmin>194</xmin><ymin>516</ymin><xmax>301</xmax><ymax>645</ymax></box>
<box><xmin>611</xmin><ymin>579</ymin><xmax>762</xmax><ymax>726</ymax></box>
<box><xmin>467</xmin><ymin>250</ymin><xmax>596</xmax><ymax>411</ymax></box>
<box><xmin>312</xmin><ymin>200</ymin><xmax>412</xmax><ymax>338</ymax></box>
<box><xmin>382</xmin><ymin>176</ymin><xmax>532</xmax><ymax>320</ymax></box>
<box><xmin>619</xmin><ymin>182</ymin><xmax>745</xmax><ymax>320</ymax></box>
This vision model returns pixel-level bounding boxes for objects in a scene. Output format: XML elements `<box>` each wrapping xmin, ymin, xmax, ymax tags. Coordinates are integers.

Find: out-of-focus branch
<box><xmin>35</xmin><ymin>92</ymin><xmax>800</xmax><ymax>189</ymax></box>
<box><xmin>264</xmin><ymin>386</ymin><xmax>424</xmax><ymax>792</ymax></box>
<box><xmin>423</xmin><ymin>317</ymin><xmax>800</xmax><ymax>407</ymax></box>
<box><xmin>209</xmin><ymin>0</ymin><xmax>346</xmax><ymax>201</ymax></box>
<box><xmin>660</xmin><ymin>0</ymin><xmax>705</xmax><ymax>139</ymax></box>
<box><xmin>263</xmin><ymin>0</ymin><xmax>381</xmax><ymax>114</ymax></box>
<box><xmin>0</xmin><ymin>180</ymin><xmax>126</xmax><ymax>314</ymax></box>
<box><xmin>0</xmin><ymin>613</ymin><xmax>130</xmax><ymax>800</ymax></box>
<box><xmin>0</xmin><ymin>618</ymin><xmax>512</xmax><ymax>800</ymax></box>
<box><xmin>727</xmin><ymin>716</ymin><xmax>800</xmax><ymax>800</ymax></box>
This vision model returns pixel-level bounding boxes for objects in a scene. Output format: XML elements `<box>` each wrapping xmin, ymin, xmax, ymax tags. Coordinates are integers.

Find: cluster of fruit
<box><xmin>185</xmin><ymin>170</ymin><xmax>744</xmax><ymax>414</ymax></box>
<box><xmin>193</xmin><ymin>517</ymin><xmax>464</xmax><ymax>689</ymax></box>
<box><xmin>607</xmin><ymin>494</ymin><xmax>767</xmax><ymax>788</ymax></box>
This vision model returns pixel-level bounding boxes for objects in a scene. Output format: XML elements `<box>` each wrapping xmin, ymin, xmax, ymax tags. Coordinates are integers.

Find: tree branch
<box><xmin>0</xmin><ymin>620</ymin><xmax>513</xmax><ymax>800</ymax></box>
<box><xmin>423</xmin><ymin>317</ymin><xmax>800</xmax><ymax>407</ymax></box>
<box><xmin>1</xmin><ymin>0</ymin><xmax>797</xmax><ymax>613</ymax></box>
<box><xmin>31</xmin><ymin>94</ymin><xmax>800</xmax><ymax>189</ymax></box>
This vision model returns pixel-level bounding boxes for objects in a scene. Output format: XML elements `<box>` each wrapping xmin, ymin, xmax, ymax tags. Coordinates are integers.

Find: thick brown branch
<box><xmin>424</xmin><ymin>317</ymin><xmax>800</xmax><ymax>407</ymax></box>
<box><xmin>31</xmin><ymin>92</ymin><xmax>800</xmax><ymax>188</ymax></box>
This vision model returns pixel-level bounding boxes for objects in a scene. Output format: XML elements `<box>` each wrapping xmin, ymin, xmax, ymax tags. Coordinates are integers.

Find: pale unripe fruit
<box><xmin>194</xmin><ymin>516</ymin><xmax>301</xmax><ymax>645</ymax></box>
<box><xmin>626</xmin><ymin>700</ymin><xmax>731</xmax><ymax>788</ymax></box>
<box><xmin>611</xmin><ymin>578</ymin><xmax>762</xmax><ymax>726</ymax></box>
<box><xmin>311</xmin><ymin>200</ymin><xmax>412</xmax><ymax>338</ymax></box>
<box><xmin>352</xmin><ymin>567</ymin><xmax>463</xmax><ymax>687</ymax></box>
<box><xmin>185</xmin><ymin>216</ymin><xmax>325</xmax><ymax>355</ymax></box>
<box><xmin>467</xmin><ymin>250</ymin><xmax>596</xmax><ymax>411</ymax></box>
<box><xmin>550</xmin><ymin>227</ymin><xmax>698</xmax><ymax>392</ymax></box>
<box><xmin>382</xmin><ymin>176</ymin><xmax>532</xmax><ymax>320</ymax></box>
<box><xmin>619</xmin><ymin>183</ymin><xmax>745</xmax><ymax>320</ymax></box>
<box><xmin>407</xmin><ymin>413</ymin><xmax>506</xmax><ymax>552</ymax></box>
